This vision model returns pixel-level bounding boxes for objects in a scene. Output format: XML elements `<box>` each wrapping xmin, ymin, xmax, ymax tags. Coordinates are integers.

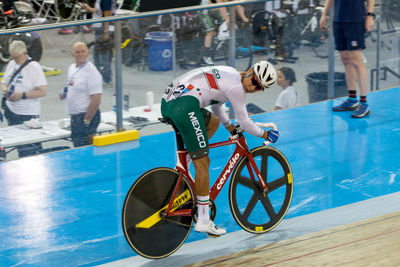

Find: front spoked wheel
<box><xmin>229</xmin><ymin>146</ymin><xmax>293</xmax><ymax>234</ymax></box>
<box><xmin>122</xmin><ymin>167</ymin><xmax>195</xmax><ymax>259</ymax></box>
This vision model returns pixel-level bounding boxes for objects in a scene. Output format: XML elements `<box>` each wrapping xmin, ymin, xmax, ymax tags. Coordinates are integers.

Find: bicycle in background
<box><xmin>0</xmin><ymin>1</ymin><xmax>35</xmax><ymax>29</ymax></box>
<box><xmin>251</xmin><ymin>2</ymin><xmax>329</xmax><ymax>63</ymax></box>
<box><xmin>0</xmin><ymin>32</ymin><xmax>43</xmax><ymax>70</ymax></box>
<box><xmin>122</xmin><ymin>118</ymin><xmax>293</xmax><ymax>259</ymax></box>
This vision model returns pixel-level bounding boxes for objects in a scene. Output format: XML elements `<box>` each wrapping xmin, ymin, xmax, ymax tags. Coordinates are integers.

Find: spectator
<box><xmin>265</xmin><ymin>0</ymin><xmax>288</xmax><ymax>60</ymax></box>
<box><xmin>60</xmin><ymin>42</ymin><xmax>102</xmax><ymax>147</ymax></box>
<box><xmin>320</xmin><ymin>0</ymin><xmax>375</xmax><ymax>118</ymax></box>
<box><xmin>198</xmin><ymin>0</ymin><xmax>249</xmax><ymax>65</ymax></box>
<box><xmin>81</xmin><ymin>0</ymin><xmax>116</xmax><ymax>87</ymax></box>
<box><xmin>274</xmin><ymin>66</ymin><xmax>298</xmax><ymax>110</ymax></box>
<box><xmin>266</xmin><ymin>0</ymin><xmax>315</xmax><ymax>60</ymax></box>
<box><xmin>1</xmin><ymin>40</ymin><xmax>47</xmax><ymax>157</ymax></box>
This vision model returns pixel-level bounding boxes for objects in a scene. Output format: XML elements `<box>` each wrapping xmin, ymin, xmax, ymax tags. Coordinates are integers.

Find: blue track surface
<box><xmin>1</xmin><ymin>87</ymin><xmax>400</xmax><ymax>266</ymax></box>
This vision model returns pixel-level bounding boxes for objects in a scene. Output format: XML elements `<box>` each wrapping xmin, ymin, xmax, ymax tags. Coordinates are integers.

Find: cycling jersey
<box><xmin>162</xmin><ymin>66</ymin><xmax>263</xmax><ymax>137</ymax></box>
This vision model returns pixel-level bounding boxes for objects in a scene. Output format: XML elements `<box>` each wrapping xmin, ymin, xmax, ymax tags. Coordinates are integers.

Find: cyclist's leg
<box><xmin>192</xmin><ymin>156</ymin><xmax>225</xmax><ymax>236</ymax></box>
<box><xmin>192</xmin><ymin>157</ymin><xmax>210</xmax><ymax>203</ymax></box>
<box><xmin>184</xmin><ymin>109</ymin><xmax>219</xmax><ymax>170</ymax></box>
<box><xmin>197</xmin><ymin>12</ymin><xmax>216</xmax><ymax>64</ymax></box>
<box><xmin>201</xmin><ymin>108</ymin><xmax>219</xmax><ymax>139</ymax></box>
<box><xmin>162</xmin><ymin>96</ymin><xmax>225</xmax><ymax>236</ymax></box>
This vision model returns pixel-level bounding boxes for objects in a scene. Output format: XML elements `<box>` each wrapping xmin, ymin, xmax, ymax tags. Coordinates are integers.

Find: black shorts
<box><xmin>333</xmin><ymin>21</ymin><xmax>366</xmax><ymax>51</ymax></box>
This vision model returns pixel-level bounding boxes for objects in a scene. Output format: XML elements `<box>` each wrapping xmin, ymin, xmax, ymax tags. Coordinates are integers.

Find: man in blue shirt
<box><xmin>320</xmin><ymin>0</ymin><xmax>375</xmax><ymax>118</ymax></box>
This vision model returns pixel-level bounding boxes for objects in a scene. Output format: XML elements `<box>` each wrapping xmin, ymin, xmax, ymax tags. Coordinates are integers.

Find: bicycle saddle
<box><xmin>159</xmin><ymin>117</ymin><xmax>173</xmax><ymax>125</ymax></box>
<box><xmin>159</xmin><ymin>117</ymin><xmax>182</xmax><ymax>135</ymax></box>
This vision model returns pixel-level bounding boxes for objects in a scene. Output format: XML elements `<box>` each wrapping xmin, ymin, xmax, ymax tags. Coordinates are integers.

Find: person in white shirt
<box><xmin>274</xmin><ymin>66</ymin><xmax>298</xmax><ymax>110</ymax></box>
<box><xmin>161</xmin><ymin>61</ymin><xmax>278</xmax><ymax>236</ymax></box>
<box><xmin>1</xmin><ymin>40</ymin><xmax>47</xmax><ymax>157</ymax></box>
<box><xmin>61</xmin><ymin>42</ymin><xmax>102</xmax><ymax>147</ymax></box>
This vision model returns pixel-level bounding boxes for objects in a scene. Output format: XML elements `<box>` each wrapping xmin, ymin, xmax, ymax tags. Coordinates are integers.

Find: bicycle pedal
<box><xmin>207</xmin><ymin>233</ymin><xmax>220</xmax><ymax>238</ymax></box>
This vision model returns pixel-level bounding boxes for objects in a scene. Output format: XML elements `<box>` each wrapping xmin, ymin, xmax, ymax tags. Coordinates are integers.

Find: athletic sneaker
<box><xmin>203</xmin><ymin>56</ymin><xmax>214</xmax><ymax>65</ymax></box>
<box><xmin>332</xmin><ymin>99</ymin><xmax>359</xmax><ymax>111</ymax></box>
<box><xmin>351</xmin><ymin>102</ymin><xmax>370</xmax><ymax>118</ymax></box>
<box><xmin>194</xmin><ymin>220</ymin><xmax>226</xmax><ymax>236</ymax></box>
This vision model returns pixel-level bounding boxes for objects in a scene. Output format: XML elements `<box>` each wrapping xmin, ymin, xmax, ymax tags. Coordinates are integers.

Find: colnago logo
<box><xmin>217</xmin><ymin>153</ymin><xmax>240</xmax><ymax>190</ymax></box>
<box><xmin>188</xmin><ymin>112</ymin><xmax>207</xmax><ymax>148</ymax></box>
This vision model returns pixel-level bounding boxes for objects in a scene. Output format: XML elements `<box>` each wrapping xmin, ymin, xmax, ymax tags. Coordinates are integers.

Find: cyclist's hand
<box><xmin>266</xmin><ymin>130</ymin><xmax>279</xmax><ymax>144</ymax></box>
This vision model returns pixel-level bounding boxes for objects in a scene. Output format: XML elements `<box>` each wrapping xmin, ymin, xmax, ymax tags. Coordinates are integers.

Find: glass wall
<box><xmin>371</xmin><ymin>0</ymin><xmax>400</xmax><ymax>90</ymax></box>
<box><xmin>0</xmin><ymin>0</ymin><xmax>399</xmax><ymax>161</ymax></box>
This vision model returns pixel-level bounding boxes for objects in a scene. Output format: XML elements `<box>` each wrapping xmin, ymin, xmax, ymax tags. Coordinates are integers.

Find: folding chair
<box><xmin>32</xmin><ymin>0</ymin><xmax>60</xmax><ymax>22</ymax></box>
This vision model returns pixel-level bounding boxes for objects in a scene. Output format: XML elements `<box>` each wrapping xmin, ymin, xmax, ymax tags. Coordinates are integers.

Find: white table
<box><xmin>0</xmin><ymin>103</ymin><xmax>162</xmax><ymax>150</ymax></box>
<box><xmin>100</xmin><ymin>103</ymin><xmax>162</xmax><ymax>131</ymax></box>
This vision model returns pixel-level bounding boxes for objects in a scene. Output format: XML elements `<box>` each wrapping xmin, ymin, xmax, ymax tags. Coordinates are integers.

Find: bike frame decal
<box><xmin>136</xmin><ymin>189</ymin><xmax>192</xmax><ymax>229</ymax></box>
<box><xmin>210</xmin><ymin>145</ymin><xmax>247</xmax><ymax>200</ymax></box>
<box><xmin>216</xmin><ymin>152</ymin><xmax>240</xmax><ymax>190</ymax></box>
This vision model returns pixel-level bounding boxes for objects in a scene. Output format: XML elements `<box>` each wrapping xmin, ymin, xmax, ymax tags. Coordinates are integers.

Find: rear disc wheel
<box><xmin>122</xmin><ymin>167</ymin><xmax>195</xmax><ymax>259</ymax></box>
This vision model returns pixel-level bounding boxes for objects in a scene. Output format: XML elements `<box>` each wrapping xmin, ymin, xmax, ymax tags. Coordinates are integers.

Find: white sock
<box><xmin>197</xmin><ymin>195</ymin><xmax>210</xmax><ymax>225</ymax></box>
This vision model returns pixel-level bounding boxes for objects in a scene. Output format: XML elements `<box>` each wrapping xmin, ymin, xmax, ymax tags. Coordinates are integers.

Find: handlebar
<box><xmin>255</xmin><ymin>122</ymin><xmax>278</xmax><ymax>146</ymax></box>
<box><xmin>230</xmin><ymin>122</ymin><xmax>278</xmax><ymax>146</ymax></box>
<box><xmin>254</xmin><ymin>122</ymin><xmax>278</xmax><ymax>131</ymax></box>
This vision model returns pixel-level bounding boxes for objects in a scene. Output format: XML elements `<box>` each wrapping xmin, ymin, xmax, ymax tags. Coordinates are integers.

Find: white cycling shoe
<box><xmin>194</xmin><ymin>220</ymin><xmax>226</xmax><ymax>236</ymax></box>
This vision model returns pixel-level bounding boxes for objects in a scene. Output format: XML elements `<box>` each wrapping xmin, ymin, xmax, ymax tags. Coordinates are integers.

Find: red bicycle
<box><xmin>122</xmin><ymin>118</ymin><xmax>293</xmax><ymax>259</ymax></box>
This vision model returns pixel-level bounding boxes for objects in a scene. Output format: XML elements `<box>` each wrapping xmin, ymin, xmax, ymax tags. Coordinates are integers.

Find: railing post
<box><xmin>171</xmin><ymin>14</ymin><xmax>177</xmax><ymax>78</ymax></box>
<box><xmin>327</xmin><ymin>7</ymin><xmax>335</xmax><ymax>99</ymax></box>
<box><xmin>374</xmin><ymin>0</ymin><xmax>382</xmax><ymax>91</ymax></box>
<box><xmin>114</xmin><ymin>20</ymin><xmax>123</xmax><ymax>131</ymax></box>
<box><xmin>228</xmin><ymin>5</ymin><xmax>236</xmax><ymax>68</ymax></box>
<box><xmin>228</xmin><ymin>5</ymin><xmax>236</xmax><ymax>119</ymax></box>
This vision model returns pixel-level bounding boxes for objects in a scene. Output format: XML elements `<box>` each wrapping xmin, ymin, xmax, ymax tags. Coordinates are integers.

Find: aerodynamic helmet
<box><xmin>252</xmin><ymin>61</ymin><xmax>277</xmax><ymax>89</ymax></box>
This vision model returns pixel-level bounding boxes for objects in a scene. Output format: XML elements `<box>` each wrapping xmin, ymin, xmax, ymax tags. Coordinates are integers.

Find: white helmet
<box><xmin>253</xmin><ymin>61</ymin><xmax>277</xmax><ymax>89</ymax></box>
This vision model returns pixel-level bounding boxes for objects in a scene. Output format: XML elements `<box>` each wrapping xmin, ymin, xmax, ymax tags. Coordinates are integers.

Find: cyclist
<box><xmin>161</xmin><ymin>60</ymin><xmax>278</xmax><ymax>236</ymax></box>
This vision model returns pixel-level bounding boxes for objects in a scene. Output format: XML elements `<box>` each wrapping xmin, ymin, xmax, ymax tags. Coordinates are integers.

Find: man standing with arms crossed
<box><xmin>320</xmin><ymin>0</ymin><xmax>375</xmax><ymax>118</ymax></box>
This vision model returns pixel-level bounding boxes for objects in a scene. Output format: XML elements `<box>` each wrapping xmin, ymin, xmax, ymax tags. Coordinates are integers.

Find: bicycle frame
<box><xmin>165</xmin><ymin>134</ymin><xmax>268</xmax><ymax>218</ymax></box>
